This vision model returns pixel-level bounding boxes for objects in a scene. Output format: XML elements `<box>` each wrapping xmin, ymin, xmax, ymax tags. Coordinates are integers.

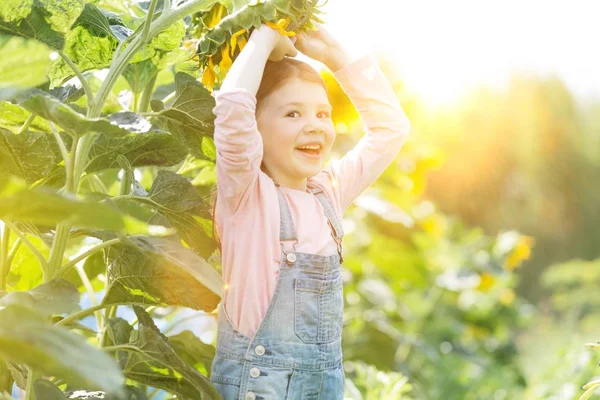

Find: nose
<box><xmin>303</xmin><ymin>116</ymin><xmax>328</xmax><ymax>135</ymax></box>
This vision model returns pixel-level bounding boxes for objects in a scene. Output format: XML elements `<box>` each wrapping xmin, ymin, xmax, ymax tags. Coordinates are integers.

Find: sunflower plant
<box><xmin>192</xmin><ymin>0</ymin><xmax>327</xmax><ymax>91</ymax></box>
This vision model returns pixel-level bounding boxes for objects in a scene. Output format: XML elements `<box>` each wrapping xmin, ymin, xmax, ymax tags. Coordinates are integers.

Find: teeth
<box><xmin>297</xmin><ymin>145</ymin><xmax>320</xmax><ymax>150</ymax></box>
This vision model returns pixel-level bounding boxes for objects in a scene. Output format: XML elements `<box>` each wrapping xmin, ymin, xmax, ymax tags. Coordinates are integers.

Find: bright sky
<box><xmin>315</xmin><ymin>0</ymin><xmax>600</xmax><ymax>105</ymax></box>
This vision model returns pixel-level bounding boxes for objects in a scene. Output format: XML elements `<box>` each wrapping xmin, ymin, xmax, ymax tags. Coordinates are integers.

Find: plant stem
<box><xmin>55</xmin><ymin>304</ymin><xmax>108</xmax><ymax>327</ymax></box>
<box><xmin>2</xmin><ymin>221</ymin><xmax>48</xmax><ymax>275</ymax></box>
<box><xmin>74</xmin><ymin>263</ymin><xmax>103</xmax><ymax>337</ymax></box>
<box><xmin>138</xmin><ymin>72</ymin><xmax>157</xmax><ymax>113</ymax></box>
<box><xmin>119</xmin><ymin>170</ymin><xmax>131</xmax><ymax>196</ymax></box>
<box><xmin>47</xmin><ymin>133</ymin><xmax>80</xmax><ymax>280</ymax></box>
<box><xmin>49</xmin><ymin>123</ymin><xmax>69</xmax><ymax>166</ymax></box>
<box><xmin>101</xmin><ymin>344</ymin><xmax>141</xmax><ymax>353</ymax></box>
<box><xmin>57</xmin><ymin>238</ymin><xmax>120</xmax><ymax>277</ymax></box>
<box><xmin>58</xmin><ymin>50</ymin><xmax>95</xmax><ymax>111</ymax></box>
<box><xmin>18</xmin><ymin>114</ymin><xmax>35</xmax><ymax>135</ymax></box>
<box><xmin>25</xmin><ymin>366</ymin><xmax>38</xmax><ymax>400</ymax></box>
<box><xmin>0</xmin><ymin>223</ymin><xmax>9</xmax><ymax>290</ymax></box>
<box><xmin>90</xmin><ymin>0</ymin><xmax>212</xmax><ymax>118</ymax></box>
<box><xmin>5</xmin><ymin>237</ymin><xmax>22</xmax><ymax>275</ymax></box>
<box><xmin>141</xmin><ymin>0</ymin><xmax>159</xmax><ymax>45</ymax></box>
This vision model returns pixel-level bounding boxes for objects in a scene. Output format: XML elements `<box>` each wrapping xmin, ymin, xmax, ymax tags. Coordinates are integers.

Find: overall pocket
<box><xmin>210</xmin><ymin>374</ymin><xmax>241</xmax><ymax>400</ymax></box>
<box><xmin>294</xmin><ymin>274</ymin><xmax>343</xmax><ymax>344</ymax></box>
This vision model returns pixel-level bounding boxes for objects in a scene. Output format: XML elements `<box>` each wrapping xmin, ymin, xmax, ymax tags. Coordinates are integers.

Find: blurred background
<box><xmin>294</xmin><ymin>0</ymin><xmax>600</xmax><ymax>399</ymax></box>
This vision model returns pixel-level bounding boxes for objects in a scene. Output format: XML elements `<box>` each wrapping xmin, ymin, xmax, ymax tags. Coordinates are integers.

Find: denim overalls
<box><xmin>210</xmin><ymin>182</ymin><xmax>345</xmax><ymax>400</ymax></box>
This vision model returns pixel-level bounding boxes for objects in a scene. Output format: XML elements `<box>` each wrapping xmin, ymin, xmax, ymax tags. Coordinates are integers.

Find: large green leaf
<box><xmin>4</xmin><ymin>228</ymin><xmax>55</xmax><ymax>291</ymax></box>
<box><xmin>102</xmin><ymin>235</ymin><xmax>222</xmax><ymax>312</ymax></box>
<box><xmin>168</xmin><ymin>330</ymin><xmax>215</xmax><ymax>377</ymax></box>
<box><xmin>0</xmin><ymin>358</ymin><xmax>12</xmax><ymax>393</ymax></box>
<box><xmin>48</xmin><ymin>2</ymin><xmax>124</xmax><ymax>87</ymax></box>
<box><xmin>84</xmin><ymin>130</ymin><xmax>188</xmax><ymax>173</ymax></box>
<box><xmin>107</xmin><ymin>306</ymin><xmax>220</xmax><ymax>400</ymax></box>
<box><xmin>34</xmin><ymin>379</ymin><xmax>68</xmax><ymax>400</ymax></box>
<box><xmin>19</xmin><ymin>93</ymin><xmax>153</xmax><ymax>137</ymax></box>
<box><xmin>0</xmin><ymin>0</ymin><xmax>84</xmax><ymax>50</ymax></box>
<box><xmin>0</xmin><ymin>35</ymin><xmax>53</xmax><ymax>91</ymax></box>
<box><xmin>0</xmin><ymin>278</ymin><xmax>80</xmax><ymax>316</ymax></box>
<box><xmin>0</xmin><ymin>101</ymin><xmax>51</xmax><ymax>134</ymax></box>
<box><xmin>0</xmin><ymin>174</ymin><xmax>165</xmax><ymax>236</ymax></box>
<box><xmin>0</xmin><ymin>128</ymin><xmax>67</xmax><ymax>184</ymax></box>
<box><xmin>154</xmin><ymin>72</ymin><xmax>216</xmax><ymax>158</ymax></box>
<box><xmin>0</xmin><ymin>304</ymin><xmax>126</xmax><ymax>396</ymax></box>
<box><xmin>146</xmin><ymin>171</ymin><xmax>215</xmax><ymax>258</ymax></box>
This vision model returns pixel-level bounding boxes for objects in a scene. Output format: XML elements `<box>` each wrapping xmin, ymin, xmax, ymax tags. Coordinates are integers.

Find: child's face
<box><xmin>257</xmin><ymin>78</ymin><xmax>335</xmax><ymax>187</ymax></box>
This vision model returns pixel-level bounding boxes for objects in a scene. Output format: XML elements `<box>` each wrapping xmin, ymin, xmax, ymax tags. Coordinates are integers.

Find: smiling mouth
<box><xmin>294</xmin><ymin>147</ymin><xmax>322</xmax><ymax>160</ymax></box>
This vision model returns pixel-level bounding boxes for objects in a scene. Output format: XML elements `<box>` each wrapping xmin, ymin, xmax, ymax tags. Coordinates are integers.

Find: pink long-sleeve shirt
<box><xmin>212</xmin><ymin>53</ymin><xmax>411</xmax><ymax>339</ymax></box>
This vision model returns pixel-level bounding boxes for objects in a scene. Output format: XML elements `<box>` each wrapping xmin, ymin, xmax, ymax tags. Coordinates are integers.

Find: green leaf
<box><xmin>48</xmin><ymin>3</ymin><xmax>125</xmax><ymax>87</ymax></box>
<box><xmin>4</xmin><ymin>230</ymin><xmax>50</xmax><ymax>291</ymax></box>
<box><xmin>145</xmin><ymin>170</ymin><xmax>215</xmax><ymax>258</ymax></box>
<box><xmin>154</xmin><ymin>72</ymin><xmax>216</xmax><ymax>159</ymax></box>
<box><xmin>168</xmin><ymin>330</ymin><xmax>215</xmax><ymax>376</ymax></box>
<box><xmin>0</xmin><ymin>0</ymin><xmax>65</xmax><ymax>50</ymax></box>
<box><xmin>5</xmin><ymin>361</ymin><xmax>26</xmax><ymax>390</ymax></box>
<box><xmin>115</xmin><ymin>307</ymin><xmax>220</xmax><ymax>400</ymax></box>
<box><xmin>34</xmin><ymin>379</ymin><xmax>68</xmax><ymax>400</ymax></box>
<box><xmin>0</xmin><ymin>34</ymin><xmax>53</xmax><ymax>90</ymax></box>
<box><xmin>0</xmin><ymin>101</ymin><xmax>51</xmax><ymax>134</ymax></box>
<box><xmin>49</xmin><ymin>84</ymin><xmax>85</xmax><ymax>103</ymax></box>
<box><xmin>27</xmin><ymin>278</ymin><xmax>81</xmax><ymax>315</ymax></box>
<box><xmin>0</xmin><ymin>358</ymin><xmax>13</xmax><ymax>393</ymax></box>
<box><xmin>0</xmin><ymin>174</ymin><xmax>166</xmax><ymax>236</ymax></box>
<box><xmin>0</xmin><ymin>128</ymin><xmax>67</xmax><ymax>184</ymax></box>
<box><xmin>84</xmin><ymin>130</ymin><xmax>188</xmax><ymax>173</ymax></box>
<box><xmin>124</xmin><ymin>59</ymin><xmax>158</xmax><ymax>95</ymax></box>
<box><xmin>20</xmin><ymin>93</ymin><xmax>150</xmax><ymax>137</ymax></box>
<box><xmin>0</xmin><ymin>278</ymin><xmax>80</xmax><ymax>316</ymax></box>
<box><xmin>102</xmin><ymin>235</ymin><xmax>222</xmax><ymax>312</ymax></box>
<box><xmin>0</xmin><ymin>304</ymin><xmax>126</xmax><ymax>396</ymax></box>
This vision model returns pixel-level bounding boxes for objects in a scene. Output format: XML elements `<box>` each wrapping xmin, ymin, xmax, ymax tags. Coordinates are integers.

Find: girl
<box><xmin>209</xmin><ymin>22</ymin><xmax>411</xmax><ymax>400</ymax></box>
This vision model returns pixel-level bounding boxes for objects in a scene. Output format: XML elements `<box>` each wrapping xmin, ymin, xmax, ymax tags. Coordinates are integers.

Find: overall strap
<box><xmin>308</xmin><ymin>185</ymin><xmax>344</xmax><ymax>263</ymax></box>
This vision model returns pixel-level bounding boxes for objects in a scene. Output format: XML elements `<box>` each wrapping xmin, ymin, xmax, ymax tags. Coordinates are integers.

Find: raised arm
<box><xmin>296</xmin><ymin>25</ymin><xmax>411</xmax><ymax>213</ymax></box>
<box><xmin>213</xmin><ymin>25</ymin><xmax>296</xmax><ymax>214</ymax></box>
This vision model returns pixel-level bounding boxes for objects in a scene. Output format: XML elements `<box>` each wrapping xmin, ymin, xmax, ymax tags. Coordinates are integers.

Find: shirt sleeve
<box><xmin>314</xmin><ymin>53</ymin><xmax>412</xmax><ymax>214</ymax></box>
<box><xmin>212</xmin><ymin>88</ymin><xmax>263</xmax><ymax>214</ymax></box>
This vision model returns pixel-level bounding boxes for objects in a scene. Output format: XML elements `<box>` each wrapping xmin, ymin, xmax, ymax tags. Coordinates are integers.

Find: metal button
<box><xmin>250</xmin><ymin>367</ymin><xmax>260</xmax><ymax>378</ymax></box>
<box><xmin>254</xmin><ymin>345</ymin><xmax>265</xmax><ymax>355</ymax></box>
<box><xmin>245</xmin><ymin>392</ymin><xmax>256</xmax><ymax>400</ymax></box>
<box><xmin>286</xmin><ymin>252</ymin><xmax>297</xmax><ymax>264</ymax></box>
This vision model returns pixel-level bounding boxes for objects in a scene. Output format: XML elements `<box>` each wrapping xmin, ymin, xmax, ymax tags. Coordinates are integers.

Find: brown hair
<box><xmin>210</xmin><ymin>57</ymin><xmax>328</xmax><ymax>253</ymax></box>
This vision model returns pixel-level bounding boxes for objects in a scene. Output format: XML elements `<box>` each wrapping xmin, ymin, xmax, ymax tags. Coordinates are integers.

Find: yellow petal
<box><xmin>265</xmin><ymin>18</ymin><xmax>296</xmax><ymax>37</ymax></box>
<box><xmin>201</xmin><ymin>57</ymin><xmax>216</xmax><ymax>91</ymax></box>
<box><xmin>238</xmin><ymin>35</ymin><xmax>247</xmax><ymax>48</ymax></box>
<box><xmin>219</xmin><ymin>43</ymin><xmax>232</xmax><ymax>73</ymax></box>
<box><xmin>230</xmin><ymin>28</ymin><xmax>247</xmax><ymax>56</ymax></box>
<box><xmin>208</xmin><ymin>4</ymin><xmax>226</xmax><ymax>28</ymax></box>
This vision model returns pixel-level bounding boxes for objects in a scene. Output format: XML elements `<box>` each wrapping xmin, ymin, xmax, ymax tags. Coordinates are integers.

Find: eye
<box><xmin>318</xmin><ymin>111</ymin><xmax>331</xmax><ymax>119</ymax></box>
<box><xmin>286</xmin><ymin>111</ymin><xmax>300</xmax><ymax>118</ymax></box>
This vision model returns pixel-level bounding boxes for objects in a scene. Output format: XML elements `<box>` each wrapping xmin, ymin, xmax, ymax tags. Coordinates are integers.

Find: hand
<box><xmin>251</xmin><ymin>24</ymin><xmax>298</xmax><ymax>62</ymax></box>
<box><xmin>293</xmin><ymin>23</ymin><xmax>346</xmax><ymax>66</ymax></box>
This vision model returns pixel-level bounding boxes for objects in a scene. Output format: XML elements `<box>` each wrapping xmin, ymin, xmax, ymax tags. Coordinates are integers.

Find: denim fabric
<box><xmin>210</xmin><ymin>184</ymin><xmax>345</xmax><ymax>400</ymax></box>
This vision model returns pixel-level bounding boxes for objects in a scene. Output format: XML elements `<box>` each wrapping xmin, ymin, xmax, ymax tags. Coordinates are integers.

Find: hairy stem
<box><xmin>58</xmin><ymin>50</ymin><xmax>95</xmax><ymax>111</ymax></box>
<box><xmin>91</xmin><ymin>0</ymin><xmax>212</xmax><ymax>118</ymax></box>
<box><xmin>24</xmin><ymin>367</ymin><xmax>39</xmax><ymax>400</ymax></box>
<box><xmin>18</xmin><ymin>114</ymin><xmax>35</xmax><ymax>135</ymax></box>
<box><xmin>57</xmin><ymin>238</ymin><xmax>120</xmax><ymax>277</ymax></box>
<box><xmin>55</xmin><ymin>304</ymin><xmax>108</xmax><ymax>327</ymax></box>
<box><xmin>138</xmin><ymin>72</ymin><xmax>157</xmax><ymax>113</ymax></box>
